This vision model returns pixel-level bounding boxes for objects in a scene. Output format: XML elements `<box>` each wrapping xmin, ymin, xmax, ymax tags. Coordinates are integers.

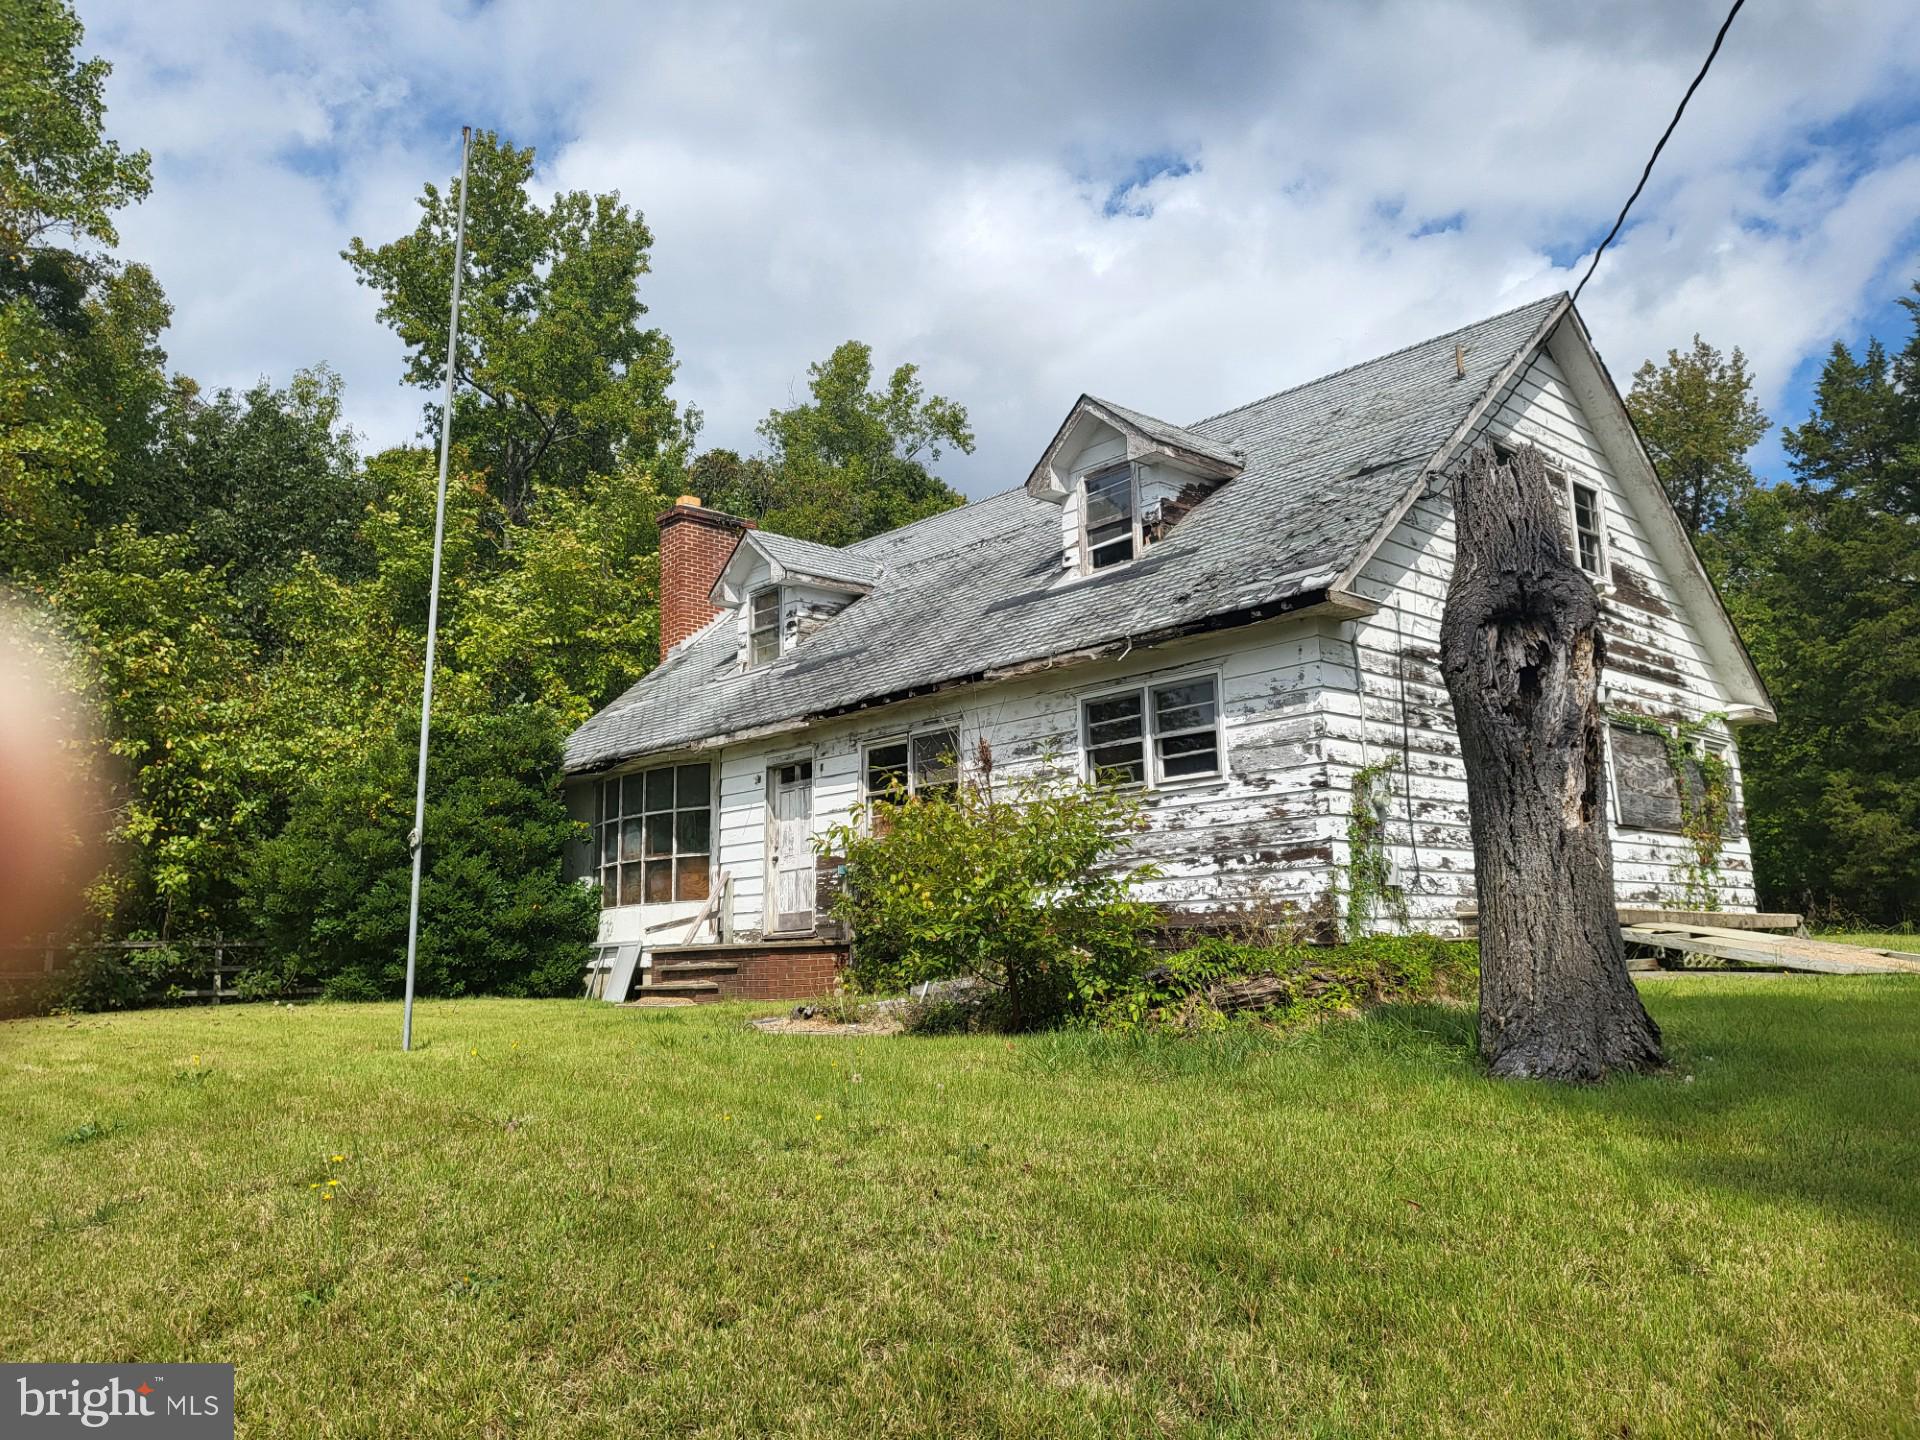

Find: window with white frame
<box><xmin>596</xmin><ymin>763</ymin><xmax>712</xmax><ymax>907</ymax></box>
<box><xmin>748</xmin><ymin>588</ymin><xmax>781</xmax><ymax>666</ymax></box>
<box><xmin>1491</xmin><ymin>443</ymin><xmax>1606</xmax><ymax>581</ymax></box>
<box><xmin>1082</xmin><ymin>675</ymin><xmax>1223</xmax><ymax>787</ymax></box>
<box><xmin>1569</xmin><ymin>479</ymin><xmax>1605</xmax><ymax>577</ymax></box>
<box><xmin>1082</xmin><ymin>464</ymin><xmax>1136</xmax><ymax>571</ymax></box>
<box><xmin>863</xmin><ymin>726</ymin><xmax>961</xmax><ymax>804</ymax></box>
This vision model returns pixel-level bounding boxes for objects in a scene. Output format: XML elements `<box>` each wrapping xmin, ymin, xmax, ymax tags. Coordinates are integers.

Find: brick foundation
<box><xmin>646</xmin><ymin>939</ymin><xmax>847</xmax><ymax>1003</ymax></box>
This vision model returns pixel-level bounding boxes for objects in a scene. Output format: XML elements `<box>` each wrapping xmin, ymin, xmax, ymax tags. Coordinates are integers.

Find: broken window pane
<box><xmin>865</xmin><ymin>740</ymin><xmax>909</xmax><ymax>800</ymax></box>
<box><xmin>911</xmin><ymin>728</ymin><xmax>961</xmax><ymax>798</ymax></box>
<box><xmin>1084</xmin><ymin>465</ymin><xmax>1135</xmax><ymax>570</ymax></box>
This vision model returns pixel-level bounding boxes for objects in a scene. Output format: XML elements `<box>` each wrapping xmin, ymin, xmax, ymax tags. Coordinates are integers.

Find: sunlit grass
<box><xmin>5</xmin><ymin>980</ymin><xmax>1917</xmax><ymax>1437</ymax></box>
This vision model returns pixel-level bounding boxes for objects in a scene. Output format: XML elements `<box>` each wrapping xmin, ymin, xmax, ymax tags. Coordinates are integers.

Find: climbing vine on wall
<box><xmin>1608</xmin><ymin>710</ymin><xmax>1734</xmax><ymax>909</ymax></box>
<box><xmin>1345</xmin><ymin>759</ymin><xmax>1409</xmax><ymax>940</ymax></box>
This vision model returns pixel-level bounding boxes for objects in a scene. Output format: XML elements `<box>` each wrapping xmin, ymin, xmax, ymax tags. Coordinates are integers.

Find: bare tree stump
<box><xmin>1440</xmin><ymin>445</ymin><xmax>1663</xmax><ymax>1081</ymax></box>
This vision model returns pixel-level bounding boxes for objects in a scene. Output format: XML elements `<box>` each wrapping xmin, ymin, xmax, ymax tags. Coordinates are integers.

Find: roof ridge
<box><xmin>1184</xmin><ymin>292</ymin><xmax>1567</xmax><ymax>430</ymax></box>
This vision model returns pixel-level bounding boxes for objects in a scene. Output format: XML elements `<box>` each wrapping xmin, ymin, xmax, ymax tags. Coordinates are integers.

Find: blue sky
<box><xmin>79</xmin><ymin>0</ymin><xmax>1920</xmax><ymax>497</ymax></box>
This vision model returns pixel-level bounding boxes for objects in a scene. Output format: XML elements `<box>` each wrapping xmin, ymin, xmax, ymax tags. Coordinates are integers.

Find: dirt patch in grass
<box><xmin>750</xmin><ymin>1012</ymin><xmax>904</xmax><ymax>1037</ymax></box>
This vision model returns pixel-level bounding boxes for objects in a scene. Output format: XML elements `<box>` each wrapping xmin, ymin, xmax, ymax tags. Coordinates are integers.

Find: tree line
<box><xmin>1</xmin><ymin>1</ymin><xmax>971</xmax><ymax>1003</ymax></box>
<box><xmin>2</xmin><ymin>1</ymin><xmax>1911</xmax><ymax>1008</ymax></box>
<box><xmin>1626</xmin><ymin>309</ymin><xmax>1920</xmax><ymax>927</ymax></box>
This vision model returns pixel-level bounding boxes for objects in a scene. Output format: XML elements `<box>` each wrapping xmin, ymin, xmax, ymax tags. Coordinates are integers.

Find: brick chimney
<box><xmin>657</xmin><ymin>496</ymin><xmax>753</xmax><ymax>659</ymax></box>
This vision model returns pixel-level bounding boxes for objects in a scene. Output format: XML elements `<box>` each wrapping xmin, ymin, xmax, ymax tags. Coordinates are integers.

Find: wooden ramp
<box><xmin>1623</xmin><ymin>923</ymin><xmax>1920</xmax><ymax>976</ymax></box>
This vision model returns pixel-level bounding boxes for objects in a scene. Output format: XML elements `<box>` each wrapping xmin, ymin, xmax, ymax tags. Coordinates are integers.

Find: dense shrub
<box><xmin>824</xmin><ymin>759</ymin><xmax>1159</xmax><ymax>1030</ymax></box>
<box><xmin>1090</xmin><ymin>934</ymin><xmax>1478</xmax><ymax>1032</ymax></box>
<box><xmin>245</xmin><ymin>704</ymin><xmax>597</xmax><ymax>1000</ymax></box>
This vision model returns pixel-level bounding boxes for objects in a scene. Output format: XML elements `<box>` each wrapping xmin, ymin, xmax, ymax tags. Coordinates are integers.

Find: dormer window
<box><xmin>1083</xmin><ymin>464</ymin><xmax>1136</xmax><ymax>571</ymax></box>
<box><xmin>748</xmin><ymin>588</ymin><xmax>781</xmax><ymax>666</ymax></box>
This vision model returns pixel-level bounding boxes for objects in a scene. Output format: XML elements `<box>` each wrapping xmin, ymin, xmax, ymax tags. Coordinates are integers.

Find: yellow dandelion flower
<box><xmin>814</xmin><ymin>1113</ymin><xmax>823</xmax><ymax>1122</ymax></box>
<box><xmin>470</xmin><ymin>1048</ymin><xmax>478</xmax><ymax>1057</ymax></box>
<box><xmin>322</xmin><ymin>1191</ymin><xmax>335</xmax><ymax>1202</ymax></box>
<box><xmin>330</xmin><ymin>1154</ymin><xmax>344</xmax><ymax>1163</ymax></box>
<box><xmin>309</xmin><ymin>1182</ymin><xmax>320</xmax><ymax>1189</ymax></box>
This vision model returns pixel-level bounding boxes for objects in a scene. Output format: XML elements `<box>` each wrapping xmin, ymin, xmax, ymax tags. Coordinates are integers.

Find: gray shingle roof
<box><xmin>730</xmin><ymin>530</ymin><xmax>880</xmax><ymax>593</ymax></box>
<box><xmin>1063</xmin><ymin>396</ymin><xmax>1247</xmax><ymax>475</ymax></box>
<box><xmin>565</xmin><ymin>294</ymin><xmax>1565</xmax><ymax>774</ymax></box>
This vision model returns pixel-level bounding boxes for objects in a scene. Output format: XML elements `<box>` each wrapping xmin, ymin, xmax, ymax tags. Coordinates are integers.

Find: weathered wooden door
<box><xmin>766</xmin><ymin>761</ymin><xmax>814</xmax><ymax>933</ymax></box>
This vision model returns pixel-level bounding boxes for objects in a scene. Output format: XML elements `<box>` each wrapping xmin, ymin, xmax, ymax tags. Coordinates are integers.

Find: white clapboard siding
<box><xmin>575</xmin><ymin>327</ymin><xmax>1761</xmax><ymax>942</ymax></box>
<box><xmin>1328</xmin><ymin>342</ymin><xmax>1757</xmax><ymax>932</ymax></box>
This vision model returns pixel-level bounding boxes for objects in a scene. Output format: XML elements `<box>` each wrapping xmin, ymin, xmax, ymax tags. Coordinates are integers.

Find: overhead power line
<box><xmin>1572</xmin><ymin>0</ymin><xmax>1747</xmax><ymax>303</ymax></box>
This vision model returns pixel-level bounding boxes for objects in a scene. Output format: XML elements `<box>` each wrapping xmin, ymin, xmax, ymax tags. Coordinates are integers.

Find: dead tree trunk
<box><xmin>1439</xmin><ymin>444</ymin><xmax>1663</xmax><ymax>1081</ymax></box>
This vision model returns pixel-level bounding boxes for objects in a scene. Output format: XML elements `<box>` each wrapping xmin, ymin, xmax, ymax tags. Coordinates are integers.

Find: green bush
<box><xmin>1092</xmin><ymin>934</ymin><xmax>1478</xmax><ymax>1032</ymax></box>
<box><xmin>245</xmin><ymin>704</ymin><xmax>597</xmax><ymax>1000</ymax></box>
<box><xmin>823</xmin><ymin>761</ymin><xmax>1159</xmax><ymax>1030</ymax></box>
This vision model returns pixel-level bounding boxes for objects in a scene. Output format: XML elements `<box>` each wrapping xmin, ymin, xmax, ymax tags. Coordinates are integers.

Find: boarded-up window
<box><xmin>1610</xmin><ymin>726</ymin><xmax>1740</xmax><ymax>837</ymax></box>
<box><xmin>1611</xmin><ymin>727</ymin><xmax>1682</xmax><ymax>830</ymax></box>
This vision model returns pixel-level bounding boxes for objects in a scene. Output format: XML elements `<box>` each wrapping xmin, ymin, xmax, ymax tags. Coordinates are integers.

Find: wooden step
<box><xmin>640</xmin><ymin>978</ymin><xmax>722</xmax><ymax>995</ymax></box>
<box><xmin>653</xmin><ymin>960</ymin><xmax>739</xmax><ymax>979</ymax></box>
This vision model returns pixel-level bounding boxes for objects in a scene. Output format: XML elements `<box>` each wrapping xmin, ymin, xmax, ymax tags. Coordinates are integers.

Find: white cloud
<box><xmin>79</xmin><ymin>0</ymin><xmax>1920</xmax><ymax>493</ymax></box>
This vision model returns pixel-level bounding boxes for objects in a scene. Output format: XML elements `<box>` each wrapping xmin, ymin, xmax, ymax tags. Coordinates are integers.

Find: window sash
<box><xmin>749</xmin><ymin>589</ymin><xmax>780</xmax><ymax>665</ymax></box>
<box><xmin>1083</xmin><ymin>676</ymin><xmax>1222</xmax><ymax>787</ymax></box>
<box><xmin>1570</xmin><ymin>482</ymin><xmax>1603</xmax><ymax>576</ymax></box>
<box><xmin>864</xmin><ymin>727</ymin><xmax>962</xmax><ymax>803</ymax></box>
<box><xmin>1083</xmin><ymin>465</ymin><xmax>1135</xmax><ymax>570</ymax></box>
<box><xmin>597</xmin><ymin>763</ymin><xmax>712</xmax><ymax>906</ymax></box>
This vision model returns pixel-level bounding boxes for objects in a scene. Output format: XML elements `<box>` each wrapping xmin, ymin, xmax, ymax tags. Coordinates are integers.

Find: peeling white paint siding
<box><xmin>702</xmin><ymin>619</ymin><xmax>1345</xmax><ymax>937</ymax></box>
<box><xmin>1334</xmin><ymin>340</ymin><xmax>1757</xmax><ymax>934</ymax></box>
<box><xmin>569</xmin><ymin>327</ymin><xmax>1760</xmax><ymax>942</ymax></box>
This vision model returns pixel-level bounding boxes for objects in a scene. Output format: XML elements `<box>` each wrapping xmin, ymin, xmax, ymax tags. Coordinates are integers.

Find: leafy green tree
<box><xmin>48</xmin><ymin>528</ymin><xmax>275</xmax><ymax>938</ymax></box>
<box><xmin>1627</xmin><ymin>336</ymin><xmax>1769</xmax><ymax>545</ymax></box>
<box><xmin>245</xmin><ymin>704</ymin><xmax>597</xmax><ymax>1000</ymax></box>
<box><xmin>449</xmin><ymin>464</ymin><xmax>667</xmax><ymax>723</ymax></box>
<box><xmin>684</xmin><ymin>446</ymin><xmax>780</xmax><ymax>520</ymax></box>
<box><xmin>0</xmin><ymin>0</ymin><xmax>150</xmax><ymax>253</ymax></box>
<box><xmin>740</xmin><ymin>340</ymin><xmax>972</xmax><ymax>545</ymax></box>
<box><xmin>0</xmin><ymin>0</ymin><xmax>167</xmax><ymax>576</ymax></box>
<box><xmin>133</xmin><ymin>366</ymin><xmax>368</xmax><ymax>621</ymax></box>
<box><xmin>1778</xmin><ymin>291</ymin><xmax>1920</xmax><ymax>514</ymax></box>
<box><xmin>1728</xmin><ymin>282</ymin><xmax>1920</xmax><ymax>924</ymax></box>
<box><xmin>343</xmin><ymin>132</ymin><xmax>683</xmax><ymax>525</ymax></box>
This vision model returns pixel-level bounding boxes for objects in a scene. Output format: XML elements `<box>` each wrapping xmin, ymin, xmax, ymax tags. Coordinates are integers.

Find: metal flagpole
<box><xmin>402</xmin><ymin>125</ymin><xmax>473</xmax><ymax>1052</ymax></box>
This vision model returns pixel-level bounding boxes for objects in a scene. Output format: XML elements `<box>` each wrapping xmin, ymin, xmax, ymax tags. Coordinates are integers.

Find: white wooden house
<box><xmin>562</xmin><ymin>295</ymin><xmax>1774</xmax><ymax>1001</ymax></box>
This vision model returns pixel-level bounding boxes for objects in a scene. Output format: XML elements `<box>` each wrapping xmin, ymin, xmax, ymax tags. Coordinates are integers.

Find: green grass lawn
<box><xmin>5</xmin><ymin>982</ymin><xmax>1918</xmax><ymax>1438</ymax></box>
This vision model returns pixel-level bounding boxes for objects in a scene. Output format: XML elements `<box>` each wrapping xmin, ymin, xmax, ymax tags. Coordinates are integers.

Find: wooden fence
<box><xmin>0</xmin><ymin>939</ymin><xmax>316</xmax><ymax>1004</ymax></box>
